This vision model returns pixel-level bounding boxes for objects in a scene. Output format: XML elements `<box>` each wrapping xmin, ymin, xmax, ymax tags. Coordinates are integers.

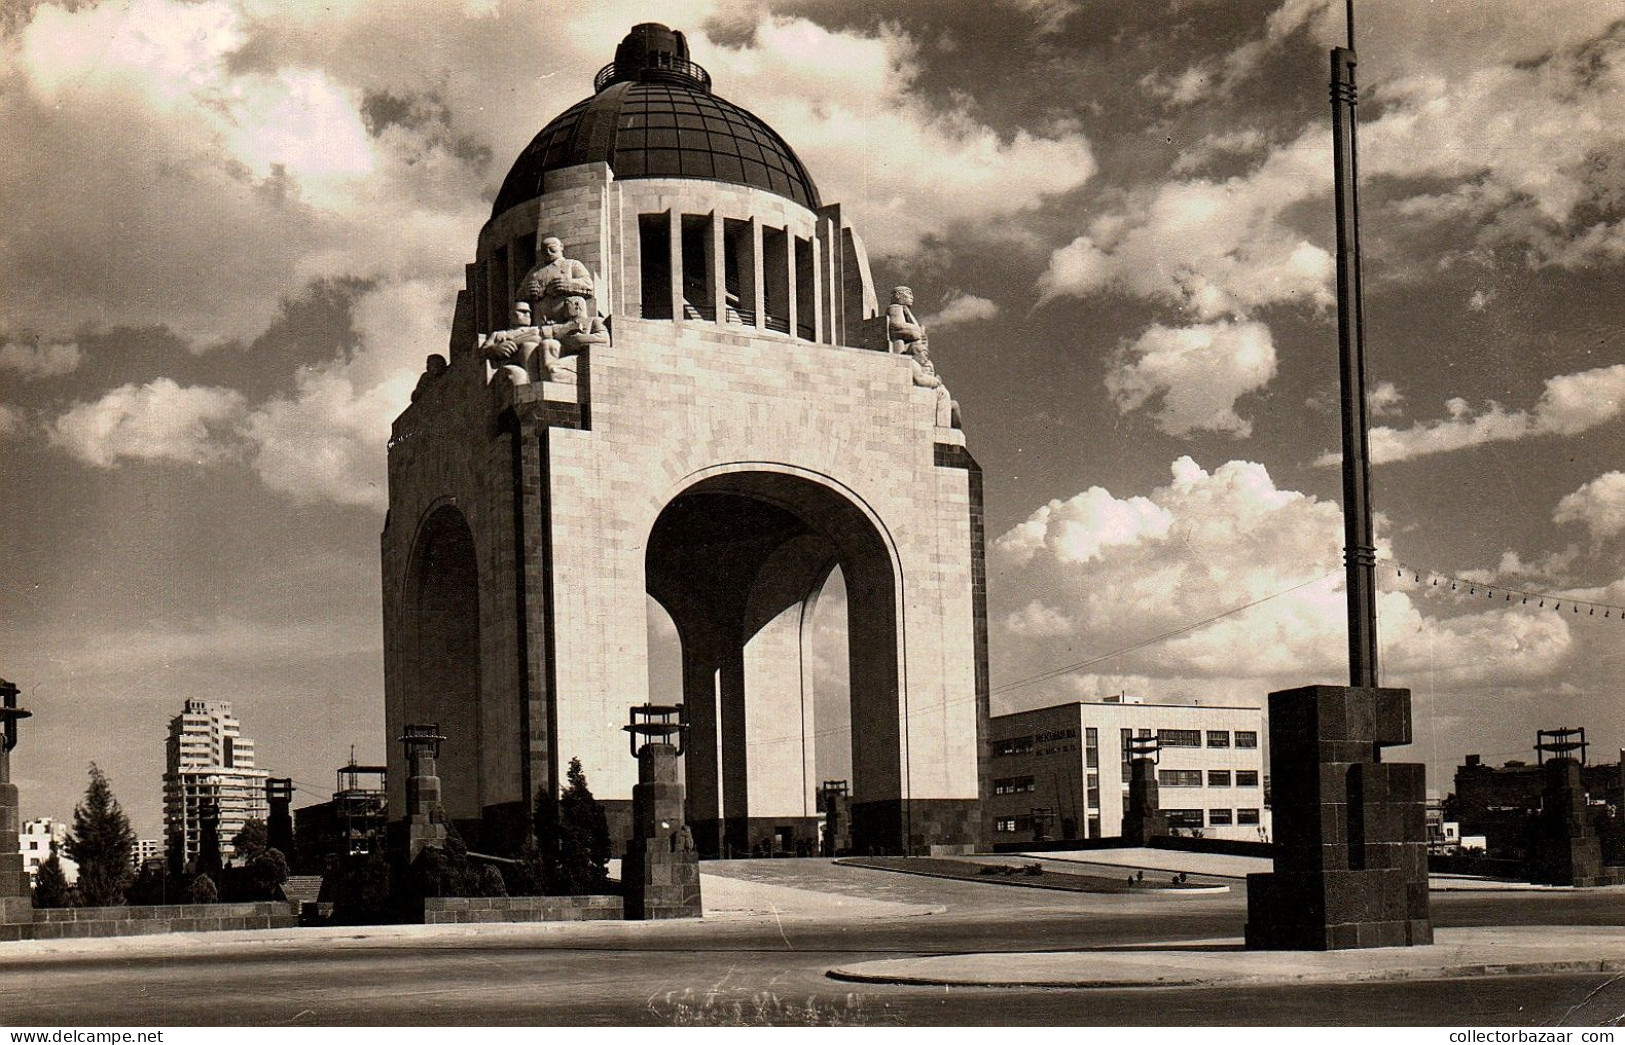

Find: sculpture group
<box><xmin>481</xmin><ymin>236</ymin><xmax>609</xmax><ymax>386</ymax></box>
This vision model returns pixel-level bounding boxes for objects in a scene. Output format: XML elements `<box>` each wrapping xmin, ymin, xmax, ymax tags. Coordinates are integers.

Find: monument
<box><xmin>0</xmin><ymin>679</ymin><xmax>32</xmax><ymax>927</ymax></box>
<box><xmin>621</xmin><ymin>704</ymin><xmax>701</xmax><ymax>919</ymax></box>
<box><xmin>1120</xmin><ymin>736</ymin><xmax>1167</xmax><ymax>846</ymax></box>
<box><xmin>399</xmin><ymin>725</ymin><xmax>450</xmax><ymax>861</ymax></box>
<box><xmin>382</xmin><ymin>23</ymin><xmax>987</xmax><ymax>859</ymax></box>
<box><xmin>266</xmin><ymin>778</ymin><xmax>295</xmax><ymax>857</ymax></box>
<box><xmin>1526</xmin><ymin>728</ymin><xmax>1623</xmax><ymax>887</ymax></box>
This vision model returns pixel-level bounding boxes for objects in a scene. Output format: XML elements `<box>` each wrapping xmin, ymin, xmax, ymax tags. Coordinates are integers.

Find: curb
<box><xmin>836</xmin><ymin>860</ymin><xmax>1229</xmax><ymax>897</ymax></box>
<box><xmin>827</xmin><ymin>956</ymin><xmax>1625</xmax><ymax>989</ymax></box>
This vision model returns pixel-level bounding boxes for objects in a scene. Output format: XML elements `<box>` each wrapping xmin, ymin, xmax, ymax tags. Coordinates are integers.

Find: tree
<box><xmin>245</xmin><ymin>847</ymin><xmax>291</xmax><ymax>899</ymax></box>
<box><xmin>552</xmin><ymin>757</ymin><xmax>611</xmax><ymax>895</ymax></box>
<box><xmin>31</xmin><ymin>848</ymin><xmax>72</xmax><ymax>908</ymax></box>
<box><xmin>188</xmin><ymin>873</ymin><xmax>218</xmax><ymax>904</ymax></box>
<box><xmin>232</xmin><ymin>819</ymin><xmax>269</xmax><ymax>862</ymax></box>
<box><xmin>65</xmin><ymin>763</ymin><xmax>135</xmax><ymax>908</ymax></box>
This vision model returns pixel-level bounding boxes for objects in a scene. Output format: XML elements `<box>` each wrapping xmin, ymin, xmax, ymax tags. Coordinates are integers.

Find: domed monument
<box><xmin>382</xmin><ymin>24</ymin><xmax>986</xmax><ymax>857</ymax></box>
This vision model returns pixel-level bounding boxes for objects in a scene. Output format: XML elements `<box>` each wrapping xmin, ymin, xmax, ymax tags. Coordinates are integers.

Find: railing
<box><xmin>594</xmin><ymin>58</ymin><xmax>712</xmax><ymax>94</ymax></box>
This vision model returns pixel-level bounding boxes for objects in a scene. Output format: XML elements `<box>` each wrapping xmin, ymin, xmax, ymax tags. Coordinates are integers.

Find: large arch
<box><xmin>400</xmin><ymin>503</ymin><xmax>483</xmax><ymax>830</ymax></box>
<box><xmin>645</xmin><ymin>468</ymin><xmax>904</xmax><ymax>855</ymax></box>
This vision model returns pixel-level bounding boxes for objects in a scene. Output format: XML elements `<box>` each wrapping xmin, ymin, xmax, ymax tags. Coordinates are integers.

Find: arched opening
<box><xmin>402</xmin><ymin>504</ymin><xmax>482</xmax><ymax>830</ymax></box>
<box><xmin>645</xmin><ymin>470</ymin><xmax>902</xmax><ymax>856</ymax></box>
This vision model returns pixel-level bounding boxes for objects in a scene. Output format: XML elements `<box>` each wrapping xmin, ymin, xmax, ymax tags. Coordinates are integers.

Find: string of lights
<box><xmin>1377</xmin><ymin>557</ymin><xmax>1625</xmax><ymax>620</ymax></box>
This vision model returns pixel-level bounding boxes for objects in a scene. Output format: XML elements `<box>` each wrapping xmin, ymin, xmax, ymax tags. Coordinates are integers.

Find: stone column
<box><xmin>1528</xmin><ymin>757</ymin><xmax>1619</xmax><ymax>887</ymax></box>
<box><xmin>0</xmin><ymin>679</ymin><xmax>30</xmax><ymax>927</ymax></box>
<box><xmin>1121</xmin><ymin>758</ymin><xmax>1167</xmax><ymax>846</ymax></box>
<box><xmin>623</xmin><ymin>705</ymin><xmax>701</xmax><ymax>920</ymax></box>
<box><xmin>400</xmin><ymin>725</ymin><xmax>449</xmax><ymax>861</ymax></box>
<box><xmin>819</xmin><ymin>780</ymin><xmax>852</xmax><ymax>856</ymax></box>
<box><xmin>266</xmin><ymin>778</ymin><xmax>295</xmax><ymax>857</ymax></box>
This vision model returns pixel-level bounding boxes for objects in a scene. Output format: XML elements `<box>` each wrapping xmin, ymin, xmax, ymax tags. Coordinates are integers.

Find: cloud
<box><xmin>922</xmin><ymin>293</ymin><xmax>999</xmax><ymax>330</ymax></box>
<box><xmin>0</xmin><ymin>341</ymin><xmax>80</xmax><ymax>380</ymax></box>
<box><xmin>1106</xmin><ymin>320</ymin><xmax>1277</xmax><ymax>437</ymax></box>
<box><xmin>1368</xmin><ymin>381</ymin><xmax>1404</xmax><ymax>419</ymax></box>
<box><xmin>1554</xmin><ymin>472</ymin><xmax>1625</xmax><ymax>542</ymax></box>
<box><xmin>0</xmin><ymin>404</ymin><xmax>23</xmax><ymax>438</ymax></box>
<box><xmin>47</xmin><ymin>378</ymin><xmax>247</xmax><ymax>468</ymax></box>
<box><xmin>1038</xmin><ymin>124</ymin><xmax>1334</xmax><ymax>319</ymax></box>
<box><xmin>991</xmin><ymin>456</ymin><xmax>1572</xmax><ymax>699</ymax></box>
<box><xmin>1326</xmin><ymin>364</ymin><xmax>1625</xmax><ymax>465</ymax></box>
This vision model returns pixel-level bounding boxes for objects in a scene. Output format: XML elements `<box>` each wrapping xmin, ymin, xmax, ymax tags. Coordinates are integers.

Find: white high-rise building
<box><xmin>163</xmin><ymin>700</ymin><xmax>269</xmax><ymax>870</ymax></box>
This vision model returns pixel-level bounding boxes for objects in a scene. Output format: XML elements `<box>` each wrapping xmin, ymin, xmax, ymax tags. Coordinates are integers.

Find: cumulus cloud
<box><xmin>1322</xmin><ymin>364</ymin><xmax>1625</xmax><ymax>466</ymax></box>
<box><xmin>1368</xmin><ymin>380</ymin><xmax>1404</xmax><ymax>419</ymax></box>
<box><xmin>1554</xmin><ymin>472</ymin><xmax>1625</xmax><ymax>542</ymax></box>
<box><xmin>48</xmin><ymin>378</ymin><xmax>248</xmax><ymax>468</ymax></box>
<box><xmin>0</xmin><ymin>341</ymin><xmax>80</xmax><ymax>380</ymax></box>
<box><xmin>922</xmin><ymin>293</ymin><xmax>999</xmax><ymax>330</ymax></box>
<box><xmin>0</xmin><ymin>404</ymin><xmax>24</xmax><ymax>438</ymax></box>
<box><xmin>1106</xmin><ymin>321</ymin><xmax>1276</xmax><ymax>438</ymax></box>
<box><xmin>992</xmin><ymin>456</ymin><xmax>1572</xmax><ymax>697</ymax></box>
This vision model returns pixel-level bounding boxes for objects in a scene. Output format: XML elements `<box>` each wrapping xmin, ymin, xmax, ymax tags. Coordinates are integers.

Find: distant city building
<box><xmin>19</xmin><ymin>817</ymin><xmax>77</xmax><ymax>885</ymax></box>
<box><xmin>293</xmin><ymin>759</ymin><xmax>387</xmax><ymax>872</ymax></box>
<box><xmin>129</xmin><ymin>838</ymin><xmax>162</xmax><ymax>870</ymax></box>
<box><xmin>1452</xmin><ymin>744</ymin><xmax>1625</xmax><ymax>861</ymax></box>
<box><xmin>163</xmin><ymin>699</ymin><xmax>269</xmax><ymax>871</ymax></box>
<box><xmin>987</xmin><ymin>698</ymin><xmax>1269</xmax><ymax>844</ymax></box>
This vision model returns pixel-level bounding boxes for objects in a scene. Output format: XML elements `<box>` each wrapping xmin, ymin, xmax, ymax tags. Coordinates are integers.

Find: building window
<box><xmin>994</xmin><ymin>818</ymin><xmax>1018</xmax><ymax>833</ymax></box>
<box><xmin>993</xmin><ymin>775</ymin><xmax>1036</xmax><ymax>795</ymax></box>
<box><xmin>1234</xmin><ymin>730</ymin><xmax>1259</xmax><ymax>749</ymax></box>
<box><xmin>1085</xmin><ymin>727</ymin><xmax>1099</xmax><ymax>769</ymax></box>
<box><xmin>1166</xmin><ymin>809</ymin><xmax>1204</xmax><ymax>829</ymax></box>
<box><xmin>639</xmin><ymin>212</ymin><xmax>673</xmax><ymax>319</ymax></box>
<box><xmin>1237</xmin><ymin>808</ymin><xmax>1261</xmax><ymax>825</ymax></box>
<box><xmin>1158</xmin><ymin>729</ymin><xmax>1202</xmax><ymax>748</ymax></box>
<box><xmin>1087</xmin><ymin>815</ymin><xmax>1101</xmax><ymax>838</ymax></box>
<box><xmin>993</xmin><ymin>736</ymin><xmax>1034</xmax><ymax>758</ymax></box>
<box><xmin>1209</xmin><ymin>808</ymin><xmax>1233</xmax><ymax>826</ymax></box>
<box><xmin>1208</xmin><ymin>770</ymin><xmax>1231</xmax><ymax>787</ymax></box>
<box><xmin>1158</xmin><ymin>769</ymin><xmax>1203</xmax><ymax>788</ymax></box>
<box><xmin>1236</xmin><ymin>770</ymin><xmax>1259</xmax><ymax>787</ymax></box>
<box><xmin>1086</xmin><ymin>772</ymin><xmax>1100</xmax><ymax>811</ymax></box>
<box><xmin>1207</xmin><ymin>730</ymin><xmax>1230</xmax><ymax>748</ymax></box>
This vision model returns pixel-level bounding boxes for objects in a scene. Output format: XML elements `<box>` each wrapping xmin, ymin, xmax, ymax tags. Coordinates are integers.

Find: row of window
<box><xmin>1154</xmin><ymin>729</ymin><xmax>1258</xmax><ymax>749</ymax></box>
<box><xmin>999</xmin><ymin>726</ymin><xmax>1259</xmax><ymax>759</ymax></box>
<box><xmin>1165</xmin><ymin>808</ymin><xmax>1262</xmax><ymax>828</ymax></box>
<box><xmin>1157</xmin><ymin>770</ymin><xmax>1261</xmax><ymax>788</ymax></box>
<box><xmin>992</xmin><ymin>776</ymin><xmax>1036</xmax><ymax>795</ymax></box>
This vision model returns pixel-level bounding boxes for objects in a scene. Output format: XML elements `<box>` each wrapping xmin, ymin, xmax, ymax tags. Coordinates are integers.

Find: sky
<box><xmin>2</xmin><ymin>0</ymin><xmax>1622</xmax><ymax>837</ymax></box>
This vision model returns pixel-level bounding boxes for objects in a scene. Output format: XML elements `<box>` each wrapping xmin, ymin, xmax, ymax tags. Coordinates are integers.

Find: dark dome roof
<box><xmin>491</xmin><ymin>24</ymin><xmax>822</xmax><ymax>218</ymax></box>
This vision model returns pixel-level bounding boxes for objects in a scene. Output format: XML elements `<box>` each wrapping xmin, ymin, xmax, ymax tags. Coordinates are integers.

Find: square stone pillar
<box><xmin>623</xmin><ymin>744</ymin><xmax>701</xmax><ymax>920</ymax></box>
<box><xmin>1245</xmin><ymin>685</ymin><xmax>1432</xmax><ymax>949</ymax></box>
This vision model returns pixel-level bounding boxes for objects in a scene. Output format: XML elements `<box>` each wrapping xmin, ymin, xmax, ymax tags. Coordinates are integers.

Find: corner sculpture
<box><xmin>481</xmin><ymin>238</ymin><xmax>610</xmax><ymax>386</ymax></box>
<box><xmin>520</xmin><ymin>235</ymin><xmax>597</xmax><ymax>323</ymax></box>
<box><xmin>621</xmin><ymin>704</ymin><xmax>701</xmax><ymax>920</ymax></box>
<box><xmin>0</xmin><ymin>679</ymin><xmax>32</xmax><ymax>926</ymax></box>
<box><xmin>886</xmin><ymin>286</ymin><xmax>960</xmax><ymax>428</ymax></box>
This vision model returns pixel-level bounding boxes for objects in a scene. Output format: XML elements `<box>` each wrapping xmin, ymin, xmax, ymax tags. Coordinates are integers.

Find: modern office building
<box><xmin>163</xmin><ymin>699</ymin><xmax>269</xmax><ymax>871</ymax></box>
<box><xmin>987</xmin><ymin>697</ymin><xmax>1268</xmax><ymax>844</ymax></box>
<box><xmin>18</xmin><ymin>817</ymin><xmax>76</xmax><ymax>885</ymax></box>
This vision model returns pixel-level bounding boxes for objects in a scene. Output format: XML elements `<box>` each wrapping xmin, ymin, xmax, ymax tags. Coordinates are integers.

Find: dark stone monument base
<box><xmin>623</xmin><ymin>843</ymin><xmax>702</xmax><ymax>920</ymax></box>
<box><xmin>0</xmin><ymin>896</ymin><xmax>31</xmax><ymax>926</ymax></box>
<box><xmin>1246</xmin><ymin>685</ymin><xmax>1432</xmax><ymax>951</ymax></box>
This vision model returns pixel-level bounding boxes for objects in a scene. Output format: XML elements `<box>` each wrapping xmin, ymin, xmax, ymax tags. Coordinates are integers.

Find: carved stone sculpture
<box><xmin>480</xmin><ymin>303</ymin><xmax>543</xmax><ymax>386</ymax></box>
<box><xmin>887</xmin><ymin>286</ymin><xmax>960</xmax><ymax>428</ymax></box>
<box><xmin>519</xmin><ymin>236</ymin><xmax>595</xmax><ymax>323</ymax></box>
<box><xmin>410</xmin><ymin>354</ymin><xmax>448</xmax><ymax>401</ymax></box>
<box><xmin>538</xmin><ymin>295</ymin><xmax>609</xmax><ymax>385</ymax></box>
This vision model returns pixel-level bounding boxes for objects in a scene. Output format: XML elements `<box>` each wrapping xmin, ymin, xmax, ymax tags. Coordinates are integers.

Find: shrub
<box><xmin>188</xmin><ymin>874</ymin><xmax>218</xmax><ymax>904</ymax></box>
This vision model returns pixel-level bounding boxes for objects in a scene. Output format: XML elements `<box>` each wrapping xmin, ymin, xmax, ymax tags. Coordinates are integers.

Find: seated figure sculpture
<box><xmin>519</xmin><ymin>236</ymin><xmax>595</xmax><ymax>323</ymax></box>
<box><xmin>480</xmin><ymin>302</ymin><xmax>544</xmax><ymax>385</ymax></box>
<box><xmin>536</xmin><ymin>294</ymin><xmax>609</xmax><ymax>385</ymax></box>
<box><xmin>886</xmin><ymin>286</ymin><xmax>960</xmax><ymax>428</ymax></box>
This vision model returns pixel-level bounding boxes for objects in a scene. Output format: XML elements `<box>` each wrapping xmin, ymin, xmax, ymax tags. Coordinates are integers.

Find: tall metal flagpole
<box><xmin>1331</xmin><ymin>1</ymin><xmax>1379</xmax><ymax>689</ymax></box>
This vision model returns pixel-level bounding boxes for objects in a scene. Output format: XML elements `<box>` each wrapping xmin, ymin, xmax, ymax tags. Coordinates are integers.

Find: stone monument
<box><xmin>0</xmin><ymin>679</ymin><xmax>32</xmax><ymax>927</ymax></box>
<box><xmin>266</xmin><ymin>777</ymin><xmax>295</xmax><ymax>857</ymax></box>
<box><xmin>621</xmin><ymin>705</ymin><xmax>701</xmax><ymax>920</ymax></box>
<box><xmin>1527</xmin><ymin>728</ymin><xmax>1623</xmax><ymax>887</ymax></box>
<box><xmin>818</xmin><ymin>780</ymin><xmax>852</xmax><ymax>857</ymax></box>
<box><xmin>382</xmin><ymin>23</ymin><xmax>986</xmax><ymax>859</ymax></box>
<box><xmin>399</xmin><ymin>725</ymin><xmax>449</xmax><ymax>861</ymax></box>
<box><xmin>1245</xmin><ymin>686</ymin><xmax>1432</xmax><ymax>949</ymax></box>
<box><xmin>1121</xmin><ymin>736</ymin><xmax>1168</xmax><ymax>846</ymax></box>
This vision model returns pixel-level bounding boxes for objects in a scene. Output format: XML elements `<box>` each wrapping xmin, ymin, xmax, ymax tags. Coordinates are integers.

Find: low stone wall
<box><xmin>0</xmin><ymin>901</ymin><xmax>300</xmax><ymax>942</ymax></box>
<box><xmin>422</xmin><ymin>895</ymin><xmax>623</xmax><ymax>924</ymax></box>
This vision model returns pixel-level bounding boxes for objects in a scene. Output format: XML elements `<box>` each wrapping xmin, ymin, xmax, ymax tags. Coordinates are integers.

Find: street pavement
<box><xmin>1</xmin><ymin>858</ymin><xmax>1623</xmax><ymax>1026</ymax></box>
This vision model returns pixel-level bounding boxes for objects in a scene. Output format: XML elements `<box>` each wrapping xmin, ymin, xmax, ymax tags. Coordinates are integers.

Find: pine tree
<box><xmin>232</xmin><ymin>819</ymin><xmax>269</xmax><ymax>862</ymax></box>
<box><xmin>31</xmin><ymin>847</ymin><xmax>72</xmax><ymax>908</ymax></box>
<box><xmin>65</xmin><ymin>763</ymin><xmax>135</xmax><ymax>908</ymax></box>
<box><xmin>553</xmin><ymin>757</ymin><xmax>611</xmax><ymax>895</ymax></box>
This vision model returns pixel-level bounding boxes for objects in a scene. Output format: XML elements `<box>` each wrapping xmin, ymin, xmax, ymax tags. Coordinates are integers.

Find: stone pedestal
<box><xmin>623</xmin><ymin>744</ymin><xmax>701</xmax><ymax>920</ymax></box>
<box><xmin>1528</xmin><ymin>758</ymin><xmax>1624</xmax><ymax>887</ymax></box>
<box><xmin>1121</xmin><ymin>758</ymin><xmax>1167</xmax><ymax>846</ymax></box>
<box><xmin>401</xmin><ymin>726</ymin><xmax>449</xmax><ymax>861</ymax></box>
<box><xmin>819</xmin><ymin>783</ymin><xmax>852</xmax><ymax>857</ymax></box>
<box><xmin>1246</xmin><ymin>685</ymin><xmax>1432</xmax><ymax>950</ymax></box>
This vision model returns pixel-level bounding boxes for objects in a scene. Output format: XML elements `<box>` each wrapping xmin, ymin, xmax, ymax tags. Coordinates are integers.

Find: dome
<box><xmin>491</xmin><ymin>24</ymin><xmax>822</xmax><ymax>218</ymax></box>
